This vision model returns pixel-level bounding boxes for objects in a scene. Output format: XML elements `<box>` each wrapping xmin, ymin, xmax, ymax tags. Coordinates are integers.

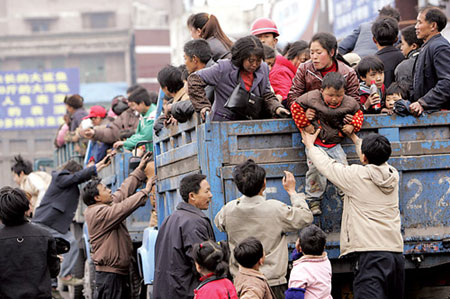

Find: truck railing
<box><xmin>54</xmin><ymin>142</ymin><xmax>85</xmax><ymax>167</ymax></box>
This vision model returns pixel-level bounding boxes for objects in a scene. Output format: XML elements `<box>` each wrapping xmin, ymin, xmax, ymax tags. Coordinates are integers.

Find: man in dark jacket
<box><xmin>0</xmin><ymin>187</ymin><xmax>60</xmax><ymax>299</ymax></box>
<box><xmin>372</xmin><ymin>17</ymin><xmax>404</xmax><ymax>89</ymax></box>
<box><xmin>410</xmin><ymin>7</ymin><xmax>450</xmax><ymax>116</ymax></box>
<box><xmin>153</xmin><ymin>173</ymin><xmax>216</xmax><ymax>299</ymax></box>
<box><xmin>33</xmin><ymin>158</ymin><xmax>109</xmax><ymax>285</ymax></box>
<box><xmin>83</xmin><ymin>153</ymin><xmax>153</xmax><ymax>299</ymax></box>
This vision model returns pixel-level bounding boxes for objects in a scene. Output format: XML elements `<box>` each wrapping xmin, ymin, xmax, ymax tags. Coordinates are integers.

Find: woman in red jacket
<box><xmin>193</xmin><ymin>241</ymin><xmax>238</xmax><ymax>299</ymax></box>
<box><xmin>286</xmin><ymin>32</ymin><xmax>360</xmax><ymax>109</ymax></box>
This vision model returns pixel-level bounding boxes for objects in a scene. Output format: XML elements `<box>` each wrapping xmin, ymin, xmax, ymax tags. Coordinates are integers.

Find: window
<box><xmin>82</xmin><ymin>12</ymin><xmax>116</xmax><ymax>29</ymax></box>
<box><xmin>30</xmin><ymin>20</ymin><xmax>51</xmax><ymax>33</ymax></box>
<box><xmin>80</xmin><ymin>55</ymin><xmax>106</xmax><ymax>83</ymax></box>
<box><xmin>20</xmin><ymin>57</ymin><xmax>46</xmax><ymax>72</ymax></box>
<box><xmin>25</xmin><ymin>17</ymin><xmax>57</xmax><ymax>33</ymax></box>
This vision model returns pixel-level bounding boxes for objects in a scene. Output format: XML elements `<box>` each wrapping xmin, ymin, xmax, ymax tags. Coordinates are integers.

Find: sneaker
<box><xmin>51</xmin><ymin>288</ymin><xmax>63</xmax><ymax>299</ymax></box>
<box><xmin>59</xmin><ymin>276</ymin><xmax>84</xmax><ymax>286</ymax></box>
<box><xmin>309</xmin><ymin>201</ymin><xmax>322</xmax><ymax>216</ymax></box>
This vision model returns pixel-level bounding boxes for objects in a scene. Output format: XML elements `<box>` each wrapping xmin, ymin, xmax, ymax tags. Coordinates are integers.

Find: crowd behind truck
<box><xmin>1</xmin><ymin>4</ymin><xmax>450</xmax><ymax>299</ymax></box>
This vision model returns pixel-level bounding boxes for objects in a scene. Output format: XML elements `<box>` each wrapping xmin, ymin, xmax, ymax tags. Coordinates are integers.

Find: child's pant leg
<box><xmin>326</xmin><ymin>144</ymin><xmax>348</xmax><ymax>165</ymax></box>
<box><xmin>325</xmin><ymin>144</ymin><xmax>348</xmax><ymax>197</ymax></box>
<box><xmin>305</xmin><ymin>153</ymin><xmax>328</xmax><ymax>201</ymax></box>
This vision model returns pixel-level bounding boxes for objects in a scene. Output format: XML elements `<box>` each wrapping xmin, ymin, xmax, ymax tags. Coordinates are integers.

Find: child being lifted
<box><xmin>290</xmin><ymin>72</ymin><xmax>363</xmax><ymax>215</ymax></box>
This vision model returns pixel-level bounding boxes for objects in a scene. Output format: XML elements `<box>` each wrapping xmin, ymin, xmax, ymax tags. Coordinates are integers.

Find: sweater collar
<box><xmin>293</xmin><ymin>252</ymin><xmax>328</xmax><ymax>265</ymax></box>
<box><xmin>239</xmin><ymin>194</ymin><xmax>265</xmax><ymax>203</ymax></box>
<box><xmin>376</xmin><ymin>45</ymin><xmax>400</xmax><ymax>55</ymax></box>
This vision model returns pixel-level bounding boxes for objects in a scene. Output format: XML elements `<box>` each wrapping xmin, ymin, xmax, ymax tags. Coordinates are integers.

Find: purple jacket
<box><xmin>70</xmin><ymin>108</ymin><xmax>88</xmax><ymax>131</ymax></box>
<box><xmin>188</xmin><ymin>60</ymin><xmax>282</xmax><ymax>121</ymax></box>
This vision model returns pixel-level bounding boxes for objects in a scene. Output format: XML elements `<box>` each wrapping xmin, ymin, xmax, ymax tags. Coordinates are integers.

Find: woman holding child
<box><xmin>286</xmin><ymin>32</ymin><xmax>360</xmax><ymax>109</ymax></box>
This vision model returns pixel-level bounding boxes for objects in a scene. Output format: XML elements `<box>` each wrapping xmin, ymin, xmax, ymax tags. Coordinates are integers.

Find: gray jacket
<box><xmin>394</xmin><ymin>48</ymin><xmax>420</xmax><ymax>93</ymax></box>
<box><xmin>207</xmin><ymin>37</ymin><xmax>231</xmax><ymax>61</ymax></box>
<box><xmin>338</xmin><ymin>22</ymin><xmax>378</xmax><ymax>58</ymax></box>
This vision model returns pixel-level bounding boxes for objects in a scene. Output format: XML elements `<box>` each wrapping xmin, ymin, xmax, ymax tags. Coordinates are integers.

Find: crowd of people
<box><xmin>0</xmin><ymin>4</ymin><xmax>449</xmax><ymax>299</ymax></box>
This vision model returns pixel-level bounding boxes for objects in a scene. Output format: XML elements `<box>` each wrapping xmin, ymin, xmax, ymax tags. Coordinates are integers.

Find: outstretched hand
<box><xmin>95</xmin><ymin>152</ymin><xmax>115</xmax><ymax>172</ymax></box>
<box><xmin>282</xmin><ymin>171</ymin><xmax>297</xmax><ymax>195</ymax></box>
<box><xmin>138</xmin><ymin>151</ymin><xmax>153</xmax><ymax>171</ymax></box>
<box><xmin>144</xmin><ymin>176</ymin><xmax>156</xmax><ymax>193</ymax></box>
<box><xmin>276</xmin><ymin>107</ymin><xmax>291</xmax><ymax>118</ymax></box>
<box><xmin>301</xmin><ymin>128</ymin><xmax>321</xmax><ymax>149</ymax></box>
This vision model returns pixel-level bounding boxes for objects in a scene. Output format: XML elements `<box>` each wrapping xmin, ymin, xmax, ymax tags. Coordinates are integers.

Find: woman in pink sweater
<box><xmin>286</xmin><ymin>224</ymin><xmax>332</xmax><ymax>299</ymax></box>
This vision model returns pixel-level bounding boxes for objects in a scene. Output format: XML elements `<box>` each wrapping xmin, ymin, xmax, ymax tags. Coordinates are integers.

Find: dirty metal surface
<box><xmin>154</xmin><ymin>112</ymin><xmax>450</xmax><ymax>262</ymax></box>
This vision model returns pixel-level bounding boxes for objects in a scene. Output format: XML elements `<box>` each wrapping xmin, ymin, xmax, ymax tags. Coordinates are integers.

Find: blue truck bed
<box><xmin>153</xmin><ymin>112</ymin><xmax>450</xmax><ymax>271</ymax></box>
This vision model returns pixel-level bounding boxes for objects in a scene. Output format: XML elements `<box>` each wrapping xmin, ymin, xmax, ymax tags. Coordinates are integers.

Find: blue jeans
<box><xmin>305</xmin><ymin>144</ymin><xmax>348</xmax><ymax>202</ymax></box>
<box><xmin>34</xmin><ymin>222</ymin><xmax>79</xmax><ymax>278</ymax></box>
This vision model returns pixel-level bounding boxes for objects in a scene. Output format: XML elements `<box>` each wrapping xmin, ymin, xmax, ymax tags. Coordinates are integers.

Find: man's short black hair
<box><xmin>233</xmin><ymin>237</ymin><xmax>264</xmax><ymax>268</ymax></box>
<box><xmin>420</xmin><ymin>7</ymin><xmax>448</xmax><ymax>32</ymax></box>
<box><xmin>128</xmin><ymin>87</ymin><xmax>151</xmax><ymax>106</ymax></box>
<box><xmin>298</xmin><ymin>224</ymin><xmax>327</xmax><ymax>255</ymax></box>
<box><xmin>11</xmin><ymin>155</ymin><xmax>33</xmax><ymax>175</ymax></box>
<box><xmin>231</xmin><ymin>35</ymin><xmax>265</xmax><ymax>69</ymax></box>
<box><xmin>401</xmin><ymin>25</ymin><xmax>424</xmax><ymax>48</ymax></box>
<box><xmin>322</xmin><ymin>72</ymin><xmax>346</xmax><ymax>90</ymax></box>
<box><xmin>179</xmin><ymin>173</ymin><xmax>207</xmax><ymax>202</ymax></box>
<box><xmin>356</xmin><ymin>55</ymin><xmax>384</xmax><ymax>78</ymax></box>
<box><xmin>386</xmin><ymin>82</ymin><xmax>408</xmax><ymax>99</ymax></box>
<box><xmin>232</xmin><ymin>159</ymin><xmax>266</xmax><ymax>197</ymax></box>
<box><xmin>361</xmin><ymin>134</ymin><xmax>392</xmax><ymax>166</ymax></box>
<box><xmin>0</xmin><ymin>187</ymin><xmax>30</xmax><ymax>226</ymax></box>
<box><xmin>61</xmin><ymin>160</ymin><xmax>83</xmax><ymax>174</ymax></box>
<box><xmin>379</xmin><ymin>5</ymin><xmax>401</xmax><ymax>22</ymax></box>
<box><xmin>372</xmin><ymin>17</ymin><xmax>399</xmax><ymax>46</ymax></box>
<box><xmin>184</xmin><ymin>39</ymin><xmax>212</xmax><ymax>64</ymax></box>
<box><xmin>82</xmin><ymin>177</ymin><xmax>102</xmax><ymax>206</ymax></box>
<box><xmin>157</xmin><ymin>65</ymin><xmax>184</xmax><ymax>94</ymax></box>
<box><xmin>126</xmin><ymin>84</ymin><xmax>142</xmax><ymax>95</ymax></box>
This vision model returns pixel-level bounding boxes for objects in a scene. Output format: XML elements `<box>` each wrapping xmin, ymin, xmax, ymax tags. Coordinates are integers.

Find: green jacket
<box><xmin>123</xmin><ymin>104</ymin><xmax>156</xmax><ymax>151</ymax></box>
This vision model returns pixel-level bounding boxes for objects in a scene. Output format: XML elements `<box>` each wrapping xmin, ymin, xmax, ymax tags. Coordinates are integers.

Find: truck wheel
<box><xmin>82</xmin><ymin>259</ymin><xmax>96</xmax><ymax>299</ymax></box>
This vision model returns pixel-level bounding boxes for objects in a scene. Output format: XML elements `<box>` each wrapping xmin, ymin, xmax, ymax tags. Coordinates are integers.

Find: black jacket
<box><xmin>394</xmin><ymin>48</ymin><xmax>420</xmax><ymax>93</ymax></box>
<box><xmin>153</xmin><ymin>201</ymin><xmax>216</xmax><ymax>299</ymax></box>
<box><xmin>0</xmin><ymin>222</ymin><xmax>60</xmax><ymax>299</ymax></box>
<box><xmin>376</xmin><ymin>46</ymin><xmax>404</xmax><ymax>89</ymax></box>
<box><xmin>413</xmin><ymin>34</ymin><xmax>450</xmax><ymax>111</ymax></box>
<box><xmin>33</xmin><ymin>166</ymin><xmax>97</xmax><ymax>233</ymax></box>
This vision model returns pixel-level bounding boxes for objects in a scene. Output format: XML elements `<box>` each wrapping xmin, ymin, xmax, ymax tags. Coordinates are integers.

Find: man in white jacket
<box><xmin>215</xmin><ymin>160</ymin><xmax>313</xmax><ymax>299</ymax></box>
<box><xmin>301</xmin><ymin>129</ymin><xmax>404</xmax><ymax>299</ymax></box>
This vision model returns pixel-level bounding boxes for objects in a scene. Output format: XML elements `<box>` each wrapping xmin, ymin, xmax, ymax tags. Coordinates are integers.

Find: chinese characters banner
<box><xmin>0</xmin><ymin>68</ymin><xmax>79</xmax><ymax>130</ymax></box>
